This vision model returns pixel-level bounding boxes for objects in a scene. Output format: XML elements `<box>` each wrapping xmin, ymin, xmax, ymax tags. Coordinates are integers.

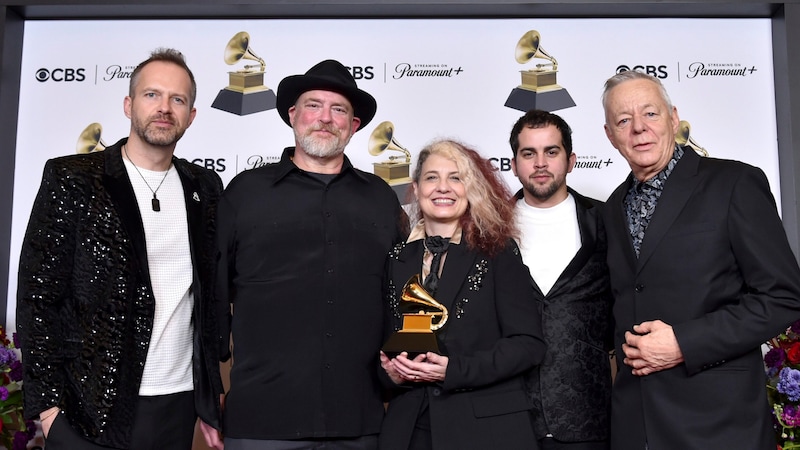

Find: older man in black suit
<box><xmin>601</xmin><ymin>69</ymin><xmax>800</xmax><ymax>450</ymax></box>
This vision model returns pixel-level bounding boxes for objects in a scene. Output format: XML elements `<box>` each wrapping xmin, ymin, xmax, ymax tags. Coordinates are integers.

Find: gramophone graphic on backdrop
<box><xmin>368</xmin><ymin>120</ymin><xmax>413</xmax><ymax>203</ymax></box>
<box><xmin>505</xmin><ymin>29</ymin><xmax>576</xmax><ymax>112</ymax></box>
<box><xmin>211</xmin><ymin>31</ymin><xmax>277</xmax><ymax>116</ymax></box>
<box><xmin>76</xmin><ymin>122</ymin><xmax>106</xmax><ymax>154</ymax></box>
<box><xmin>676</xmin><ymin>120</ymin><xmax>709</xmax><ymax>157</ymax></box>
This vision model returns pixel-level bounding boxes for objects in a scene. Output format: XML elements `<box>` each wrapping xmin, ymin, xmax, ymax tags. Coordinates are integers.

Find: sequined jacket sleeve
<box><xmin>17</xmin><ymin>157</ymin><xmax>85</xmax><ymax>415</ymax></box>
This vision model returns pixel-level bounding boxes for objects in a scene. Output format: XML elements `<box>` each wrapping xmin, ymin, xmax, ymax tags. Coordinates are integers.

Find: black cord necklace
<box><xmin>124</xmin><ymin>145</ymin><xmax>171</xmax><ymax>212</ymax></box>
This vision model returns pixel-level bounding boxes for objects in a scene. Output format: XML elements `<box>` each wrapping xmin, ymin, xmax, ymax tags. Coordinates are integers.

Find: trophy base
<box><xmin>390</xmin><ymin>181</ymin><xmax>412</xmax><ymax>205</ymax></box>
<box><xmin>211</xmin><ymin>88</ymin><xmax>277</xmax><ymax>116</ymax></box>
<box><xmin>504</xmin><ymin>86</ymin><xmax>576</xmax><ymax>113</ymax></box>
<box><xmin>383</xmin><ymin>331</ymin><xmax>442</xmax><ymax>359</ymax></box>
<box><xmin>373</xmin><ymin>162</ymin><xmax>410</xmax><ymax>181</ymax></box>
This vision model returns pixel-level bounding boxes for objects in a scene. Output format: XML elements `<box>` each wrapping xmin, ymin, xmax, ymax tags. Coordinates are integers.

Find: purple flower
<box><xmin>0</xmin><ymin>347</ymin><xmax>17</xmax><ymax>366</ymax></box>
<box><xmin>766</xmin><ymin>347</ymin><xmax>788</xmax><ymax>369</ymax></box>
<box><xmin>784</xmin><ymin>404</ymin><xmax>800</xmax><ymax>426</ymax></box>
<box><xmin>0</xmin><ymin>386</ymin><xmax>8</xmax><ymax>401</ymax></box>
<box><xmin>9</xmin><ymin>360</ymin><xmax>22</xmax><ymax>382</ymax></box>
<box><xmin>778</xmin><ymin>367</ymin><xmax>800</xmax><ymax>401</ymax></box>
<box><xmin>12</xmin><ymin>430</ymin><xmax>30</xmax><ymax>450</ymax></box>
<box><xmin>791</xmin><ymin>320</ymin><xmax>800</xmax><ymax>335</ymax></box>
<box><xmin>25</xmin><ymin>419</ymin><xmax>37</xmax><ymax>439</ymax></box>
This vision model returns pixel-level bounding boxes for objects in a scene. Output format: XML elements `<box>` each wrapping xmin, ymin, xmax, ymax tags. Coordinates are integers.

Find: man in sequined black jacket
<box><xmin>16</xmin><ymin>49</ymin><xmax>224</xmax><ymax>449</ymax></box>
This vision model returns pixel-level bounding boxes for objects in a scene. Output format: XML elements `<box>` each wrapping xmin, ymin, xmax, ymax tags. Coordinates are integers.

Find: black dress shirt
<box><xmin>216</xmin><ymin>147</ymin><xmax>406</xmax><ymax>439</ymax></box>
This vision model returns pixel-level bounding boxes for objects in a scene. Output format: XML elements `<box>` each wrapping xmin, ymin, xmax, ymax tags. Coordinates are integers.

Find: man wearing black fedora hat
<box><xmin>215</xmin><ymin>59</ymin><xmax>407</xmax><ymax>450</ymax></box>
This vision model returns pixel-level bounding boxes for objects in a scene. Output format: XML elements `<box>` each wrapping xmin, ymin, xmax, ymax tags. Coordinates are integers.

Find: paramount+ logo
<box><xmin>35</xmin><ymin>67</ymin><xmax>87</xmax><ymax>83</ymax></box>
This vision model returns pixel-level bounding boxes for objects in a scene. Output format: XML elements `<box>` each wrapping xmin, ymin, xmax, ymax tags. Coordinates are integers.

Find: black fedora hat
<box><xmin>277</xmin><ymin>59</ymin><xmax>377</xmax><ymax>131</ymax></box>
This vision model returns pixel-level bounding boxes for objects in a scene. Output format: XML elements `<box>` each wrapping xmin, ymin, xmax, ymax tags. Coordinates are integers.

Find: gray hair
<box><xmin>601</xmin><ymin>70</ymin><xmax>673</xmax><ymax>120</ymax></box>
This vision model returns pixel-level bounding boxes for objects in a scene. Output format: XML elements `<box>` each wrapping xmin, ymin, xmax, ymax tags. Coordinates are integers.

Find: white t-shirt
<box><xmin>123</xmin><ymin>159</ymin><xmax>194</xmax><ymax>396</ymax></box>
<box><xmin>515</xmin><ymin>194</ymin><xmax>581</xmax><ymax>295</ymax></box>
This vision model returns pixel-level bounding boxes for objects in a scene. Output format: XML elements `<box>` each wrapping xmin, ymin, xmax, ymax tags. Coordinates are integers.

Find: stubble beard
<box><xmin>523</xmin><ymin>173</ymin><xmax>564</xmax><ymax>202</ymax></box>
<box><xmin>132</xmin><ymin>114</ymin><xmax>184</xmax><ymax>147</ymax></box>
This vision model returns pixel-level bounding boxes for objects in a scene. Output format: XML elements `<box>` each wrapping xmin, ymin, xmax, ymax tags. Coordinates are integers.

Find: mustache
<box><xmin>309</xmin><ymin>124</ymin><xmax>341</xmax><ymax>137</ymax></box>
<box><xmin>148</xmin><ymin>114</ymin><xmax>175</xmax><ymax>125</ymax></box>
<box><xmin>530</xmin><ymin>171</ymin><xmax>552</xmax><ymax>177</ymax></box>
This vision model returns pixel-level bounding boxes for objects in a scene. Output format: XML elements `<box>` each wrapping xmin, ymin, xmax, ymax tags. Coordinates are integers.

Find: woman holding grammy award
<box><xmin>379</xmin><ymin>139</ymin><xmax>546</xmax><ymax>450</ymax></box>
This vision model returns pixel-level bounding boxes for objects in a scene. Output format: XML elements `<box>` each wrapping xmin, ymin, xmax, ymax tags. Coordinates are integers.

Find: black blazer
<box><xmin>379</xmin><ymin>238</ymin><xmax>546</xmax><ymax>450</ymax></box>
<box><xmin>17</xmin><ymin>139</ymin><xmax>224</xmax><ymax>448</ymax></box>
<box><xmin>519</xmin><ymin>188</ymin><xmax>613</xmax><ymax>443</ymax></box>
<box><xmin>604</xmin><ymin>147</ymin><xmax>800</xmax><ymax>450</ymax></box>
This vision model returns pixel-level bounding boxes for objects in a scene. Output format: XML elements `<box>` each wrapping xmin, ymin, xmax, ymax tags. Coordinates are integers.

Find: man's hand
<box><xmin>622</xmin><ymin>320</ymin><xmax>684</xmax><ymax>376</ymax></box>
<box><xmin>39</xmin><ymin>406</ymin><xmax>60</xmax><ymax>438</ymax></box>
<box><xmin>199</xmin><ymin>420</ymin><xmax>223</xmax><ymax>450</ymax></box>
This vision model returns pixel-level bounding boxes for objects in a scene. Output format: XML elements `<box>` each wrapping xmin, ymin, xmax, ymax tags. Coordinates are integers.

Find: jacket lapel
<box><xmin>175</xmin><ymin>160</ymin><xmax>202</xmax><ymax>269</ymax></box>
<box><xmin>546</xmin><ymin>189</ymin><xmax>598</xmax><ymax>297</ymax></box>
<box><xmin>608</xmin><ymin>178</ymin><xmax>638</xmax><ymax>273</ymax></box>
<box><xmin>434</xmin><ymin>242</ymin><xmax>478</xmax><ymax>313</ymax></box>
<box><xmin>636</xmin><ymin>147</ymin><xmax>702</xmax><ymax>272</ymax></box>
<box><xmin>103</xmin><ymin>139</ymin><xmax>150</xmax><ymax>281</ymax></box>
<box><xmin>393</xmin><ymin>239</ymin><xmax>477</xmax><ymax>314</ymax></box>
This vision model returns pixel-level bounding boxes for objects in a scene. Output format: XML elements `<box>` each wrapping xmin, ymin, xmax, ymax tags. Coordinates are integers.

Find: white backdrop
<box><xmin>6</xmin><ymin>18</ymin><xmax>779</xmax><ymax>329</ymax></box>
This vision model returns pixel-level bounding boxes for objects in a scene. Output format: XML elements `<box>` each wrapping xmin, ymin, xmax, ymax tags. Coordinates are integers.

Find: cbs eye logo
<box><xmin>35</xmin><ymin>67</ymin><xmax>86</xmax><ymax>82</ymax></box>
<box><xmin>616</xmin><ymin>65</ymin><xmax>668</xmax><ymax>79</ymax></box>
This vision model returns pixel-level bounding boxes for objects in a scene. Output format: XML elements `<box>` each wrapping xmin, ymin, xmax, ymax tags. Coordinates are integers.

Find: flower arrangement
<box><xmin>766</xmin><ymin>319</ymin><xmax>800</xmax><ymax>450</ymax></box>
<box><xmin>0</xmin><ymin>326</ymin><xmax>35</xmax><ymax>450</ymax></box>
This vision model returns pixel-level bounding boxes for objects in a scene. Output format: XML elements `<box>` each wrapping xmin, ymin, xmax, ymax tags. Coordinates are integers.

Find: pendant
<box><xmin>152</xmin><ymin>197</ymin><xmax>161</xmax><ymax>212</ymax></box>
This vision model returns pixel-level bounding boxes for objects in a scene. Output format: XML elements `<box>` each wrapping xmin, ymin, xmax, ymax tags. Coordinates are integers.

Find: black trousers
<box><xmin>224</xmin><ymin>435</ymin><xmax>378</xmax><ymax>450</ymax></box>
<box><xmin>539</xmin><ymin>437</ymin><xmax>610</xmax><ymax>450</ymax></box>
<box><xmin>44</xmin><ymin>390</ymin><xmax>196</xmax><ymax>450</ymax></box>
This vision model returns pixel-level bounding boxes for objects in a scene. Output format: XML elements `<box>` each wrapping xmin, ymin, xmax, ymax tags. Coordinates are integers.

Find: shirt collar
<box><xmin>407</xmin><ymin>219</ymin><xmax>463</xmax><ymax>245</ymax></box>
<box><xmin>630</xmin><ymin>144</ymin><xmax>685</xmax><ymax>193</ymax></box>
<box><xmin>273</xmin><ymin>147</ymin><xmax>370</xmax><ymax>185</ymax></box>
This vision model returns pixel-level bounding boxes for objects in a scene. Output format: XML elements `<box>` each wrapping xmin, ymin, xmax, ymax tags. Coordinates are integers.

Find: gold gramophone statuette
<box><xmin>368</xmin><ymin>121</ymin><xmax>412</xmax><ymax>185</ymax></box>
<box><xmin>382</xmin><ymin>274</ymin><xmax>449</xmax><ymax>358</ymax></box>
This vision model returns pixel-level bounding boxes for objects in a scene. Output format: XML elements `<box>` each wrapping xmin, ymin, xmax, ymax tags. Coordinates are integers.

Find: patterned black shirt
<box><xmin>625</xmin><ymin>145</ymin><xmax>685</xmax><ymax>257</ymax></box>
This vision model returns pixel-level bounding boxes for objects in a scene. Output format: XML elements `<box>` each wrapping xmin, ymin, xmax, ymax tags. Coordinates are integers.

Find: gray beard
<box><xmin>296</xmin><ymin>131</ymin><xmax>347</xmax><ymax>158</ymax></box>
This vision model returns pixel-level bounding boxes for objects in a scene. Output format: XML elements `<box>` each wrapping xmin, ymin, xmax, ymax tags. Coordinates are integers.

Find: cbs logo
<box><xmin>616</xmin><ymin>65</ymin><xmax>668</xmax><ymax>79</ymax></box>
<box><xmin>192</xmin><ymin>158</ymin><xmax>227</xmax><ymax>172</ymax></box>
<box><xmin>35</xmin><ymin>68</ymin><xmax>86</xmax><ymax>82</ymax></box>
<box><xmin>346</xmin><ymin>66</ymin><xmax>374</xmax><ymax>80</ymax></box>
<box><xmin>489</xmin><ymin>157</ymin><xmax>513</xmax><ymax>172</ymax></box>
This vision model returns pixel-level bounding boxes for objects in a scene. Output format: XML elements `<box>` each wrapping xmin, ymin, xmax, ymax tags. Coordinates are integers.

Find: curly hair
<box><xmin>408</xmin><ymin>139</ymin><xmax>517</xmax><ymax>257</ymax></box>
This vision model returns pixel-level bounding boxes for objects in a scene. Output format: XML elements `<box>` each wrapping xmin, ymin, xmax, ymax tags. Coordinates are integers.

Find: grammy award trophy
<box><xmin>211</xmin><ymin>31</ymin><xmax>277</xmax><ymax>116</ymax></box>
<box><xmin>383</xmin><ymin>274</ymin><xmax>449</xmax><ymax>358</ymax></box>
<box><xmin>505</xmin><ymin>30</ymin><xmax>576</xmax><ymax>112</ymax></box>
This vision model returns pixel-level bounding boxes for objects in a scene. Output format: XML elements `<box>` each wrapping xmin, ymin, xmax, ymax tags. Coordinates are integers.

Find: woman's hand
<box><xmin>380</xmin><ymin>351</ymin><xmax>406</xmax><ymax>385</ymax></box>
<box><xmin>391</xmin><ymin>351</ymin><xmax>449</xmax><ymax>383</ymax></box>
